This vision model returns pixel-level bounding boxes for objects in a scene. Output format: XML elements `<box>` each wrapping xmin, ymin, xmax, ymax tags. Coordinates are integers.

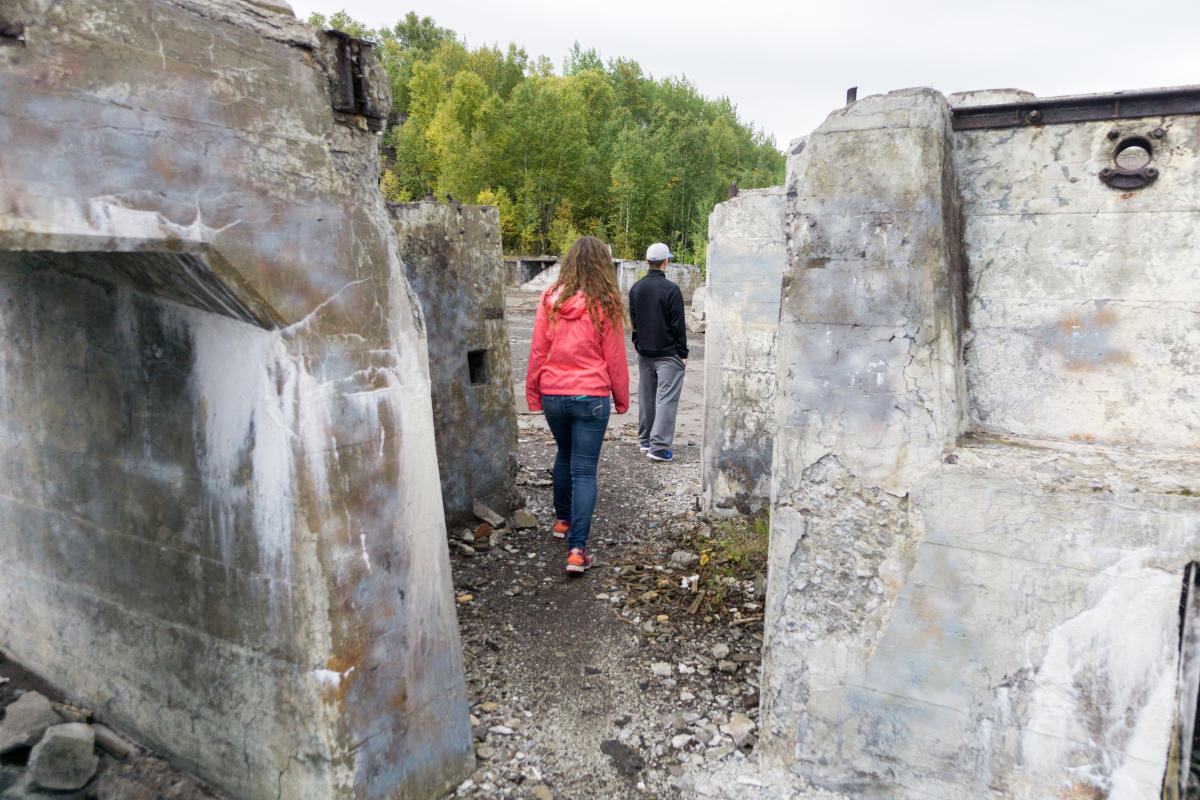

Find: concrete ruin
<box><xmin>729</xmin><ymin>86</ymin><xmax>1200</xmax><ymax>798</ymax></box>
<box><xmin>390</xmin><ymin>201</ymin><xmax>519</xmax><ymax>525</ymax></box>
<box><xmin>702</xmin><ymin>187</ymin><xmax>786</xmax><ymax>514</ymax></box>
<box><xmin>0</xmin><ymin>2</ymin><xmax>472</xmax><ymax>798</ymax></box>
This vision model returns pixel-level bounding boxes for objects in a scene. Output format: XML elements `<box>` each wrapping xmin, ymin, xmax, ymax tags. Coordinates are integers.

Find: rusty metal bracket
<box><xmin>953</xmin><ymin>86</ymin><xmax>1200</xmax><ymax>131</ymax></box>
<box><xmin>1099</xmin><ymin>165</ymin><xmax>1158</xmax><ymax>190</ymax></box>
<box><xmin>327</xmin><ymin>30</ymin><xmax>387</xmax><ymax>130</ymax></box>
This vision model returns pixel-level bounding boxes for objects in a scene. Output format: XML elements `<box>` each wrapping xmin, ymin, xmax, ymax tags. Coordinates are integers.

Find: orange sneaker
<box><xmin>552</xmin><ymin>519</ymin><xmax>569</xmax><ymax>539</ymax></box>
<box><xmin>565</xmin><ymin>548</ymin><xmax>591</xmax><ymax>574</ymax></box>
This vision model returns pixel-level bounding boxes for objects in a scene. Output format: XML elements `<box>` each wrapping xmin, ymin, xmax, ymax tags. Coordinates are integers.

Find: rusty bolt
<box><xmin>1099</xmin><ymin>168</ymin><xmax>1114</xmax><ymax>178</ymax></box>
<box><xmin>1107</xmin><ymin>129</ymin><xmax>1120</xmax><ymax>140</ymax></box>
<box><xmin>1151</xmin><ymin>127</ymin><xmax>1165</xmax><ymax>139</ymax></box>
<box><xmin>1147</xmin><ymin>167</ymin><xmax>1159</xmax><ymax>178</ymax></box>
<box><xmin>1027</xmin><ymin>109</ymin><xmax>1042</xmax><ymax>123</ymax></box>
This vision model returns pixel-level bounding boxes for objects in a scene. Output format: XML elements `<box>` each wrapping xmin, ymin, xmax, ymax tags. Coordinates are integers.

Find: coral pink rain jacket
<box><xmin>525</xmin><ymin>288</ymin><xmax>630</xmax><ymax>414</ymax></box>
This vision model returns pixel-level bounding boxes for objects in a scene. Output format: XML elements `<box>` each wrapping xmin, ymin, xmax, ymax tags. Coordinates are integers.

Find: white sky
<box><xmin>289</xmin><ymin>0</ymin><xmax>1200</xmax><ymax>149</ymax></box>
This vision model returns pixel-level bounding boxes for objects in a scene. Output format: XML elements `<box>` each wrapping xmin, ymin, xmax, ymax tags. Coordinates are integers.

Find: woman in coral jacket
<box><xmin>525</xmin><ymin>236</ymin><xmax>630</xmax><ymax>574</ymax></box>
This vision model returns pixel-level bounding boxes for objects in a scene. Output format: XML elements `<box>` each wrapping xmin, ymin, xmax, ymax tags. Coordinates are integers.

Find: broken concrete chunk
<box><xmin>52</xmin><ymin>702</ymin><xmax>91</xmax><ymax>723</ymax></box>
<box><xmin>719</xmin><ymin>713</ymin><xmax>756</xmax><ymax>749</ymax></box>
<box><xmin>91</xmin><ymin>723</ymin><xmax>136</xmax><ymax>760</ymax></box>
<box><xmin>29</xmin><ymin>722</ymin><xmax>99</xmax><ymax>790</ymax></box>
<box><xmin>668</xmin><ymin>550</ymin><xmax>700</xmax><ymax>569</ymax></box>
<box><xmin>513</xmin><ymin>509</ymin><xmax>537</xmax><ymax>529</ymax></box>
<box><xmin>472</xmin><ymin>500</ymin><xmax>505</xmax><ymax>527</ymax></box>
<box><xmin>0</xmin><ymin>691</ymin><xmax>61</xmax><ymax>753</ymax></box>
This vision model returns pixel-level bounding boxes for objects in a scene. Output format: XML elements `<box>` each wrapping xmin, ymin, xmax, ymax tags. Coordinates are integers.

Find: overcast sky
<box><xmin>289</xmin><ymin>0</ymin><xmax>1200</xmax><ymax>149</ymax></box>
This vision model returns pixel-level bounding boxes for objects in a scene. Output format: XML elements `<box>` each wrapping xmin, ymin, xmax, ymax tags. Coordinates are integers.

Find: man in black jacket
<box><xmin>628</xmin><ymin>242</ymin><xmax>687</xmax><ymax>462</ymax></box>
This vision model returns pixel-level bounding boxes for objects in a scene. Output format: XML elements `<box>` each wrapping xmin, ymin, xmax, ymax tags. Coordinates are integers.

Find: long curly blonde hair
<box><xmin>549</xmin><ymin>236</ymin><xmax>625</xmax><ymax>334</ymax></box>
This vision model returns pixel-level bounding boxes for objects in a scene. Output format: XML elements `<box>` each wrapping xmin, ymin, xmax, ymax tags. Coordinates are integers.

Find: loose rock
<box><xmin>29</xmin><ymin>722</ymin><xmax>100</xmax><ymax>791</ymax></box>
<box><xmin>720</xmin><ymin>713</ymin><xmax>756</xmax><ymax>748</ymax></box>
<box><xmin>0</xmin><ymin>691</ymin><xmax>61</xmax><ymax>753</ymax></box>
<box><xmin>92</xmin><ymin>724</ymin><xmax>137</xmax><ymax>760</ymax></box>
<box><xmin>472</xmin><ymin>500</ymin><xmax>505</xmax><ymax>527</ymax></box>
<box><xmin>513</xmin><ymin>509</ymin><xmax>537</xmax><ymax>529</ymax></box>
<box><xmin>669</xmin><ymin>550</ymin><xmax>700</xmax><ymax>569</ymax></box>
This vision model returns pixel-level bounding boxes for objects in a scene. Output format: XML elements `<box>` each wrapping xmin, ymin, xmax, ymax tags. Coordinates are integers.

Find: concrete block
<box><xmin>28</xmin><ymin>723</ymin><xmax>98</xmax><ymax>791</ymax></box>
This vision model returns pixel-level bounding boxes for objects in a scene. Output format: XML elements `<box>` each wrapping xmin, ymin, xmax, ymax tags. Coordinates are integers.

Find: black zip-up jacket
<box><xmin>628</xmin><ymin>269</ymin><xmax>688</xmax><ymax>359</ymax></box>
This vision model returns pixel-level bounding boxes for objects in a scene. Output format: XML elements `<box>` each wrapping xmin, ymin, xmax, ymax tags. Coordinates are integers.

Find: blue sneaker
<box><xmin>647</xmin><ymin>449</ymin><xmax>674</xmax><ymax>462</ymax></box>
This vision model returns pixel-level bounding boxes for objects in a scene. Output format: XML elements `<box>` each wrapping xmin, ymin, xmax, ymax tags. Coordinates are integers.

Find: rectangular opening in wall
<box><xmin>1165</xmin><ymin>562</ymin><xmax>1200</xmax><ymax>799</ymax></box>
<box><xmin>467</xmin><ymin>349</ymin><xmax>489</xmax><ymax>385</ymax></box>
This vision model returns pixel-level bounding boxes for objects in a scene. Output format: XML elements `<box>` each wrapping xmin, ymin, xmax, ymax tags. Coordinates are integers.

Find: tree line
<box><xmin>309</xmin><ymin>11</ymin><xmax>786</xmax><ymax>266</ymax></box>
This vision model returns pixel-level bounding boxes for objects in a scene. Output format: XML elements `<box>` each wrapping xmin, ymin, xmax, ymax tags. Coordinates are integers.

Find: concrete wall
<box><xmin>616</xmin><ymin>259</ymin><xmax>703</xmax><ymax>305</ymax></box>
<box><xmin>390</xmin><ymin>202</ymin><xmax>519</xmax><ymax>524</ymax></box>
<box><xmin>701</xmin><ymin>188</ymin><xmax>786</xmax><ymax>513</ymax></box>
<box><xmin>955</xmin><ymin>101</ymin><xmax>1200</xmax><ymax>449</ymax></box>
<box><xmin>0</xmin><ymin>3</ymin><xmax>472</xmax><ymax>799</ymax></box>
<box><xmin>759</xmin><ymin>87</ymin><xmax>1200</xmax><ymax>799</ymax></box>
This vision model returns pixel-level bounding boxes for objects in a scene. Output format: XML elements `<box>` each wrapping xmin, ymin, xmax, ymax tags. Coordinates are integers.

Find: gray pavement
<box><xmin>506</xmin><ymin>288</ymin><xmax>705</xmax><ymax>448</ymax></box>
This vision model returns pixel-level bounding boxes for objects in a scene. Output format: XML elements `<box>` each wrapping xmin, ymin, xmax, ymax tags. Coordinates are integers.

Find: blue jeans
<box><xmin>541</xmin><ymin>395</ymin><xmax>610</xmax><ymax>550</ymax></box>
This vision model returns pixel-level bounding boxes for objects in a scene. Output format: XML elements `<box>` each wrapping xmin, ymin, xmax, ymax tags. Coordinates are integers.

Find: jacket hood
<box><xmin>546</xmin><ymin>288</ymin><xmax>588</xmax><ymax>319</ymax></box>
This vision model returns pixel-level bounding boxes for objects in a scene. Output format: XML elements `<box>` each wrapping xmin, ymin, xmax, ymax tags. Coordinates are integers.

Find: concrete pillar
<box><xmin>702</xmin><ymin>187</ymin><xmax>787</xmax><ymax>514</ymax></box>
<box><xmin>761</xmin><ymin>88</ymin><xmax>967</xmax><ymax>771</ymax></box>
<box><xmin>0</xmin><ymin>2</ymin><xmax>472</xmax><ymax>798</ymax></box>
<box><xmin>390</xmin><ymin>202</ymin><xmax>519</xmax><ymax>524</ymax></box>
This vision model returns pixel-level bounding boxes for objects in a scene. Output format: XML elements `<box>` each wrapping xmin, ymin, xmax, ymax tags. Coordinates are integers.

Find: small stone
<box><xmin>679</xmin><ymin>691</ymin><xmax>695</xmax><ymax>702</ymax></box>
<box><xmin>651</xmin><ymin>662</ymin><xmax>672</xmax><ymax>677</ymax></box>
<box><xmin>472</xmin><ymin>500</ymin><xmax>505</xmax><ymax>526</ymax></box>
<box><xmin>461</xmin><ymin>529</ymin><xmax>476</xmax><ymax>543</ymax></box>
<box><xmin>718</xmin><ymin>660</ymin><xmax>738</xmax><ymax>674</ymax></box>
<box><xmin>91</xmin><ymin>724</ymin><xmax>136</xmax><ymax>759</ymax></box>
<box><xmin>640</xmin><ymin>590</ymin><xmax>659</xmax><ymax>603</ymax></box>
<box><xmin>513</xmin><ymin>510</ymin><xmax>537</xmax><ymax>529</ymax></box>
<box><xmin>706</xmin><ymin>745</ymin><xmax>734</xmax><ymax>761</ymax></box>
<box><xmin>0</xmin><ymin>691</ymin><xmax>61</xmax><ymax>753</ymax></box>
<box><xmin>711</xmin><ymin>643</ymin><xmax>731</xmax><ymax>660</ymax></box>
<box><xmin>29</xmin><ymin>723</ymin><xmax>99</xmax><ymax>791</ymax></box>
<box><xmin>51</xmin><ymin>703</ymin><xmax>90</xmax><ymax>724</ymax></box>
<box><xmin>530</xmin><ymin>784</ymin><xmax>553</xmax><ymax>800</ymax></box>
<box><xmin>489</xmin><ymin>529</ymin><xmax>506</xmax><ymax>548</ymax></box>
<box><xmin>668</xmin><ymin>550</ymin><xmax>700</xmax><ymax>569</ymax></box>
<box><xmin>720</xmin><ymin>713</ymin><xmax>756</xmax><ymax>748</ymax></box>
<box><xmin>488</xmin><ymin>725</ymin><xmax>514</xmax><ymax>736</ymax></box>
<box><xmin>479</xmin><ymin>701</ymin><xmax>500</xmax><ymax>713</ymax></box>
<box><xmin>456</xmin><ymin>594</ymin><xmax>473</xmax><ymax>604</ymax></box>
<box><xmin>457</xmin><ymin>543</ymin><xmax>476</xmax><ymax>557</ymax></box>
<box><xmin>671</xmin><ymin>733</ymin><xmax>693</xmax><ymax>749</ymax></box>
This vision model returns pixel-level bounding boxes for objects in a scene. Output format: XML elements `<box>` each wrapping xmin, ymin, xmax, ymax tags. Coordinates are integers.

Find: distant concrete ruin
<box><xmin>390</xmin><ymin>201</ymin><xmax>519</xmax><ymax>525</ymax></box>
<box><xmin>710</xmin><ymin>86</ymin><xmax>1200</xmax><ymax>798</ymax></box>
<box><xmin>0</xmin><ymin>2</ymin><xmax>471</xmax><ymax>799</ymax></box>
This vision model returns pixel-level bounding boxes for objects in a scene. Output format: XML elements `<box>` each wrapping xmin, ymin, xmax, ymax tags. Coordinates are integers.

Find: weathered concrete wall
<box><xmin>616</xmin><ymin>259</ymin><xmax>703</xmax><ymax>305</ymax></box>
<box><xmin>390</xmin><ymin>202</ymin><xmax>518</xmax><ymax>524</ymax></box>
<box><xmin>954</xmin><ymin>101</ymin><xmax>1200</xmax><ymax>449</ymax></box>
<box><xmin>701</xmin><ymin>188</ymin><xmax>786</xmax><ymax>513</ymax></box>
<box><xmin>760</xmin><ymin>87</ymin><xmax>1200</xmax><ymax>799</ymax></box>
<box><xmin>0</xmin><ymin>3</ymin><xmax>472</xmax><ymax>799</ymax></box>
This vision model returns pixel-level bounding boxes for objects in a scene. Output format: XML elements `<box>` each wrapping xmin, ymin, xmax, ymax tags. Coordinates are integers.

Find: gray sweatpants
<box><xmin>637</xmin><ymin>354</ymin><xmax>686</xmax><ymax>453</ymax></box>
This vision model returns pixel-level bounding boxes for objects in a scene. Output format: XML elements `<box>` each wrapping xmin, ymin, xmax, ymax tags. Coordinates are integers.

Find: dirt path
<box><xmin>443</xmin><ymin>292</ymin><xmax>766</xmax><ymax>800</ymax></box>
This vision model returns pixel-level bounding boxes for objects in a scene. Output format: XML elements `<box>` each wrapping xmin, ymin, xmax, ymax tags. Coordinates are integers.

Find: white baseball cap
<box><xmin>645</xmin><ymin>242</ymin><xmax>673</xmax><ymax>261</ymax></box>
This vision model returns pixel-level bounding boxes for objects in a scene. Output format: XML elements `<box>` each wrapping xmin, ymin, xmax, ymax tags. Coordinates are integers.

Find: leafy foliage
<box><xmin>310</xmin><ymin>11</ymin><xmax>785</xmax><ymax>265</ymax></box>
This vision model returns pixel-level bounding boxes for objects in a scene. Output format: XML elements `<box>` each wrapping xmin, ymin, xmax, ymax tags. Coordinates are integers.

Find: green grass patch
<box><xmin>692</xmin><ymin>513</ymin><xmax>770</xmax><ymax>580</ymax></box>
